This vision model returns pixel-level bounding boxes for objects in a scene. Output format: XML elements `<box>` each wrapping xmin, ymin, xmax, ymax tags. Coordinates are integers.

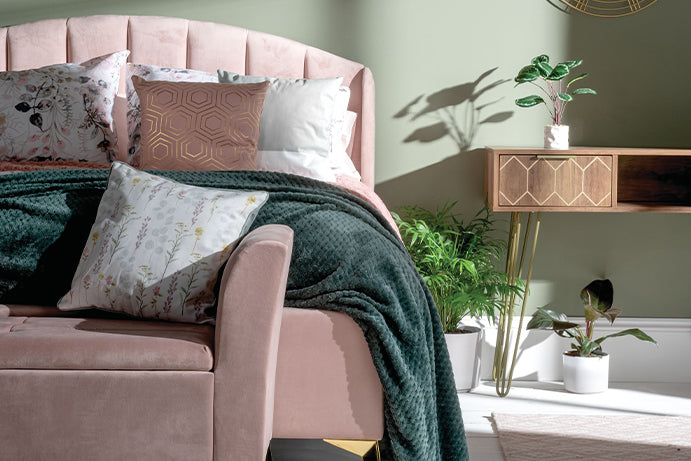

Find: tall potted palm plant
<box><xmin>394</xmin><ymin>203</ymin><xmax>522</xmax><ymax>391</ymax></box>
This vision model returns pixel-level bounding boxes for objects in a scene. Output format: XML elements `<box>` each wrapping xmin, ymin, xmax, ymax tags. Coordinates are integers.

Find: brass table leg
<box><xmin>493</xmin><ymin>211</ymin><xmax>541</xmax><ymax>397</ymax></box>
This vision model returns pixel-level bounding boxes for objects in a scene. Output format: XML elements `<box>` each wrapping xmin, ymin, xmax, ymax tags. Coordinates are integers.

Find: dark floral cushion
<box><xmin>0</xmin><ymin>50</ymin><xmax>129</xmax><ymax>163</ymax></box>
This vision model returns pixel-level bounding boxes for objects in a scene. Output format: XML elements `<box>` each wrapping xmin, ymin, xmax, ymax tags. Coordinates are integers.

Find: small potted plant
<box><xmin>527</xmin><ymin>279</ymin><xmax>656</xmax><ymax>393</ymax></box>
<box><xmin>393</xmin><ymin>202</ymin><xmax>523</xmax><ymax>391</ymax></box>
<box><xmin>514</xmin><ymin>54</ymin><xmax>597</xmax><ymax>149</ymax></box>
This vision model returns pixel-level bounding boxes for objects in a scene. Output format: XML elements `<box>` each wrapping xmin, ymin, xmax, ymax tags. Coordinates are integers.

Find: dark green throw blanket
<box><xmin>0</xmin><ymin>168</ymin><xmax>468</xmax><ymax>460</ymax></box>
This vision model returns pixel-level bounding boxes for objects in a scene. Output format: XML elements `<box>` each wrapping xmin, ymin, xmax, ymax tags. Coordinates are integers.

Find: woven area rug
<box><xmin>492</xmin><ymin>413</ymin><xmax>691</xmax><ymax>461</ymax></box>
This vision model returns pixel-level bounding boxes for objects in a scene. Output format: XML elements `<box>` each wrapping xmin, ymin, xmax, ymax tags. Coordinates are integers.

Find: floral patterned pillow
<box><xmin>0</xmin><ymin>50</ymin><xmax>129</xmax><ymax>163</ymax></box>
<box><xmin>126</xmin><ymin>63</ymin><xmax>218</xmax><ymax>166</ymax></box>
<box><xmin>57</xmin><ymin>161</ymin><xmax>268</xmax><ymax>324</ymax></box>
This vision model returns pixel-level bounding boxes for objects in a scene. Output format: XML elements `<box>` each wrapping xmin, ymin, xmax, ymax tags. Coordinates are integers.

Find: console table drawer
<box><xmin>497</xmin><ymin>154</ymin><xmax>613</xmax><ymax>208</ymax></box>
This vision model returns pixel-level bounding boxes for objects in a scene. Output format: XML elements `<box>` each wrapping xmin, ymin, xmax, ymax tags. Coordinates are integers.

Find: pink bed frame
<box><xmin>0</xmin><ymin>14</ymin><xmax>383</xmax><ymax>444</ymax></box>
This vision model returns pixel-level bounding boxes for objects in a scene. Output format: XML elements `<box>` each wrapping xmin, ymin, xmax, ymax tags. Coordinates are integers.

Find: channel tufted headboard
<box><xmin>0</xmin><ymin>15</ymin><xmax>375</xmax><ymax>186</ymax></box>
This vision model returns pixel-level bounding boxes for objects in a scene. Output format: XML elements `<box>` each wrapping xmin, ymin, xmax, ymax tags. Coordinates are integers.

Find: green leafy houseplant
<box><xmin>393</xmin><ymin>202</ymin><xmax>522</xmax><ymax>333</ymax></box>
<box><xmin>514</xmin><ymin>54</ymin><xmax>597</xmax><ymax>125</ymax></box>
<box><xmin>527</xmin><ymin>279</ymin><xmax>656</xmax><ymax>357</ymax></box>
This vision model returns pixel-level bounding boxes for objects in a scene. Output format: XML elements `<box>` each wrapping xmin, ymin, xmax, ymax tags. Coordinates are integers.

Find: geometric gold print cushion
<box><xmin>131</xmin><ymin>77</ymin><xmax>270</xmax><ymax>170</ymax></box>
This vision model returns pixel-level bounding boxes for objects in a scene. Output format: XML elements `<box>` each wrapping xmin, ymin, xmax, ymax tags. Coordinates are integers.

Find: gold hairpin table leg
<box><xmin>493</xmin><ymin>211</ymin><xmax>541</xmax><ymax>397</ymax></box>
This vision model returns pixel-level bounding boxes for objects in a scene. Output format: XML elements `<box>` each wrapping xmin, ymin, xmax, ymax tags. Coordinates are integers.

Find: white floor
<box><xmin>458</xmin><ymin>381</ymin><xmax>691</xmax><ymax>461</ymax></box>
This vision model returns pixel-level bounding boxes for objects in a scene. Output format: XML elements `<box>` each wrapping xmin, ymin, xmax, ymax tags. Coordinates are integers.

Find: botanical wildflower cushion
<box><xmin>125</xmin><ymin>63</ymin><xmax>219</xmax><ymax>166</ymax></box>
<box><xmin>0</xmin><ymin>50</ymin><xmax>129</xmax><ymax>163</ymax></box>
<box><xmin>132</xmin><ymin>77</ymin><xmax>270</xmax><ymax>171</ymax></box>
<box><xmin>57</xmin><ymin>161</ymin><xmax>268</xmax><ymax>323</ymax></box>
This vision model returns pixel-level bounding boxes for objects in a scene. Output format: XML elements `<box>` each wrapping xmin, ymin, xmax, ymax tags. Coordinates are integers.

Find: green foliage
<box><xmin>514</xmin><ymin>54</ymin><xmax>596</xmax><ymax>125</ymax></box>
<box><xmin>393</xmin><ymin>202</ymin><xmax>523</xmax><ymax>333</ymax></box>
<box><xmin>527</xmin><ymin>279</ymin><xmax>656</xmax><ymax>357</ymax></box>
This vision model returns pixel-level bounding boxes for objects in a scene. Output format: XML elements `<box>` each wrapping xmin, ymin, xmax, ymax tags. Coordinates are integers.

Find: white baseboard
<box><xmin>462</xmin><ymin>317</ymin><xmax>691</xmax><ymax>383</ymax></box>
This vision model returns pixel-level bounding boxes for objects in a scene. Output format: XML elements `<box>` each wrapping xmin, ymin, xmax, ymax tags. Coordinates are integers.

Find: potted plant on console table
<box><xmin>514</xmin><ymin>54</ymin><xmax>597</xmax><ymax>149</ymax></box>
<box><xmin>528</xmin><ymin>279</ymin><xmax>656</xmax><ymax>393</ymax></box>
<box><xmin>393</xmin><ymin>203</ymin><xmax>523</xmax><ymax>391</ymax></box>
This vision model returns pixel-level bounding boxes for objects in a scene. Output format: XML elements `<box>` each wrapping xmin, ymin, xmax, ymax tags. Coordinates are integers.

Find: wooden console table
<box><xmin>485</xmin><ymin>147</ymin><xmax>691</xmax><ymax>396</ymax></box>
<box><xmin>487</xmin><ymin>146</ymin><xmax>691</xmax><ymax>213</ymax></box>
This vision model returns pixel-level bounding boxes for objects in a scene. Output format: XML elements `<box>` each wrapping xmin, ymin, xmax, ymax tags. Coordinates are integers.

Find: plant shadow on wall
<box><xmin>376</xmin><ymin>68</ymin><xmax>513</xmax><ymax>211</ymax></box>
<box><xmin>394</xmin><ymin>67</ymin><xmax>512</xmax><ymax>152</ymax></box>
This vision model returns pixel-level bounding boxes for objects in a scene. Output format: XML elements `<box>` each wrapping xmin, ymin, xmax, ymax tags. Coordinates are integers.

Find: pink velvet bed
<box><xmin>0</xmin><ymin>13</ymin><xmax>470</xmax><ymax>461</ymax></box>
<box><xmin>0</xmin><ymin>14</ymin><xmax>383</xmax><ymax>460</ymax></box>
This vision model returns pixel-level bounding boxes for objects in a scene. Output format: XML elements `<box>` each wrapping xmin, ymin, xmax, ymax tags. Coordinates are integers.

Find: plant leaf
<box><xmin>535</xmin><ymin>61</ymin><xmax>553</xmax><ymax>78</ymax></box>
<box><xmin>563</xmin><ymin>60</ymin><xmax>583</xmax><ymax>69</ymax></box>
<box><xmin>558</xmin><ymin>93</ymin><xmax>573</xmax><ymax>102</ymax></box>
<box><xmin>531</xmin><ymin>55</ymin><xmax>550</xmax><ymax>65</ymax></box>
<box><xmin>480</xmin><ymin>111</ymin><xmax>513</xmax><ymax>124</ymax></box>
<box><xmin>580</xmin><ymin>279</ymin><xmax>613</xmax><ymax>312</ymax></box>
<box><xmin>577</xmin><ymin>337</ymin><xmax>602</xmax><ymax>356</ymax></box>
<box><xmin>546</xmin><ymin>63</ymin><xmax>570</xmax><ymax>81</ymax></box>
<box><xmin>584</xmin><ymin>304</ymin><xmax>603</xmax><ymax>323</ymax></box>
<box><xmin>515</xmin><ymin>65</ymin><xmax>540</xmax><ymax>84</ymax></box>
<box><xmin>595</xmin><ymin>328</ymin><xmax>657</xmax><ymax>345</ymax></box>
<box><xmin>515</xmin><ymin>95</ymin><xmax>544</xmax><ymax>107</ymax></box>
<box><xmin>528</xmin><ymin>307</ymin><xmax>572</xmax><ymax>329</ymax></box>
<box><xmin>602</xmin><ymin>307</ymin><xmax>622</xmax><ymax>323</ymax></box>
<box><xmin>573</xmin><ymin>88</ymin><xmax>597</xmax><ymax>95</ymax></box>
<box><xmin>567</xmin><ymin>72</ymin><xmax>588</xmax><ymax>88</ymax></box>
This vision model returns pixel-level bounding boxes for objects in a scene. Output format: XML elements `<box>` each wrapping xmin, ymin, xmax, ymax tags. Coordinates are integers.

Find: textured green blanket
<box><xmin>0</xmin><ymin>168</ymin><xmax>468</xmax><ymax>460</ymax></box>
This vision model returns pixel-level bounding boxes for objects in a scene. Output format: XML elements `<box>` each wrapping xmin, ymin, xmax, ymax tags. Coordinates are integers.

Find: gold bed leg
<box><xmin>493</xmin><ymin>211</ymin><xmax>541</xmax><ymax>397</ymax></box>
<box><xmin>323</xmin><ymin>439</ymin><xmax>381</xmax><ymax>460</ymax></box>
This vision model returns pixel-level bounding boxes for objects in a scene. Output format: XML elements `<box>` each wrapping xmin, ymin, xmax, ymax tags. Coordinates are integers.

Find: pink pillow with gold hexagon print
<box><xmin>131</xmin><ymin>77</ymin><xmax>269</xmax><ymax>170</ymax></box>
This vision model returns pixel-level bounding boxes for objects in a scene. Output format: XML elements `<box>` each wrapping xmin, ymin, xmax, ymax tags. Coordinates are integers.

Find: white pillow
<box><xmin>58</xmin><ymin>162</ymin><xmax>268</xmax><ymax>324</ymax></box>
<box><xmin>255</xmin><ymin>109</ymin><xmax>359</xmax><ymax>182</ymax></box>
<box><xmin>217</xmin><ymin>70</ymin><xmax>342</xmax><ymax>157</ymax></box>
<box><xmin>331</xmin><ymin>86</ymin><xmax>351</xmax><ymax>152</ymax></box>
<box><xmin>126</xmin><ymin>64</ymin><xmax>218</xmax><ymax>166</ymax></box>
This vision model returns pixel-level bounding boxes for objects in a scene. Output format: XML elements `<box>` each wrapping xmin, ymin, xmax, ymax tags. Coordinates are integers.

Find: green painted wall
<box><xmin>2</xmin><ymin>0</ymin><xmax>689</xmax><ymax>318</ymax></box>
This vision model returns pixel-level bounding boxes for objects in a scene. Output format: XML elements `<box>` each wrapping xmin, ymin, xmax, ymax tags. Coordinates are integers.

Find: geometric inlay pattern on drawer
<box><xmin>498</xmin><ymin>155</ymin><xmax>612</xmax><ymax>207</ymax></box>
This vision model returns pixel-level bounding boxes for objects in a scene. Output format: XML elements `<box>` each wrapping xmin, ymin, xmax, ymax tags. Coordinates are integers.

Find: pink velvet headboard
<box><xmin>0</xmin><ymin>15</ymin><xmax>375</xmax><ymax>187</ymax></box>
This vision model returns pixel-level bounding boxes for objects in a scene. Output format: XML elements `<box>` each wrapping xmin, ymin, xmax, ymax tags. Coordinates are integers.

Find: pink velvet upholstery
<box><xmin>213</xmin><ymin>224</ymin><xmax>293</xmax><ymax>460</ymax></box>
<box><xmin>0</xmin><ymin>317</ymin><xmax>214</xmax><ymax>370</ymax></box>
<box><xmin>0</xmin><ymin>14</ymin><xmax>385</xmax><ymax>459</ymax></box>
<box><xmin>0</xmin><ymin>370</ymin><xmax>214</xmax><ymax>461</ymax></box>
<box><xmin>0</xmin><ymin>224</ymin><xmax>294</xmax><ymax>461</ymax></box>
<box><xmin>274</xmin><ymin>308</ymin><xmax>384</xmax><ymax>440</ymax></box>
<box><xmin>0</xmin><ymin>15</ymin><xmax>376</xmax><ymax>187</ymax></box>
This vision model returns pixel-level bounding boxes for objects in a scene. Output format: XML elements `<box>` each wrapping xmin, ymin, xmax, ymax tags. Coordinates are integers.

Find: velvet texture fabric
<box><xmin>0</xmin><ymin>317</ymin><xmax>214</xmax><ymax>370</ymax></box>
<box><xmin>0</xmin><ymin>15</ymin><xmax>376</xmax><ymax>187</ymax></box>
<box><xmin>0</xmin><ymin>370</ymin><xmax>215</xmax><ymax>461</ymax></box>
<box><xmin>0</xmin><ymin>168</ymin><xmax>468</xmax><ymax>460</ymax></box>
<box><xmin>0</xmin><ymin>224</ymin><xmax>293</xmax><ymax>461</ymax></box>
<box><xmin>132</xmin><ymin>78</ymin><xmax>270</xmax><ymax>170</ymax></box>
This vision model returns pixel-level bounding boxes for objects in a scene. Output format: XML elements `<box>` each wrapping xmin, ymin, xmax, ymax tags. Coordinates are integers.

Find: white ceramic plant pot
<box><xmin>562</xmin><ymin>352</ymin><xmax>609</xmax><ymax>394</ymax></box>
<box><xmin>544</xmin><ymin>124</ymin><xmax>569</xmax><ymax>150</ymax></box>
<box><xmin>445</xmin><ymin>326</ymin><xmax>482</xmax><ymax>392</ymax></box>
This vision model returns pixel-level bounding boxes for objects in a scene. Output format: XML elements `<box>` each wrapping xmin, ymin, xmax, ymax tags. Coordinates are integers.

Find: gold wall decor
<box><xmin>559</xmin><ymin>0</ymin><xmax>658</xmax><ymax>17</ymax></box>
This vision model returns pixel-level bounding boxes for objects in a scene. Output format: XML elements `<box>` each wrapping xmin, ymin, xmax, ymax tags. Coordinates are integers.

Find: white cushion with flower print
<box><xmin>58</xmin><ymin>162</ymin><xmax>268</xmax><ymax>324</ymax></box>
<box><xmin>0</xmin><ymin>50</ymin><xmax>129</xmax><ymax>163</ymax></box>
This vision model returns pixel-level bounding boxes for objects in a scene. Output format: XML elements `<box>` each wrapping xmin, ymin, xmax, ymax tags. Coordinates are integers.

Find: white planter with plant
<box><xmin>528</xmin><ymin>279</ymin><xmax>656</xmax><ymax>393</ymax></box>
<box><xmin>562</xmin><ymin>353</ymin><xmax>609</xmax><ymax>393</ymax></box>
<box><xmin>514</xmin><ymin>54</ymin><xmax>597</xmax><ymax>149</ymax></box>
<box><xmin>394</xmin><ymin>203</ymin><xmax>522</xmax><ymax>392</ymax></box>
